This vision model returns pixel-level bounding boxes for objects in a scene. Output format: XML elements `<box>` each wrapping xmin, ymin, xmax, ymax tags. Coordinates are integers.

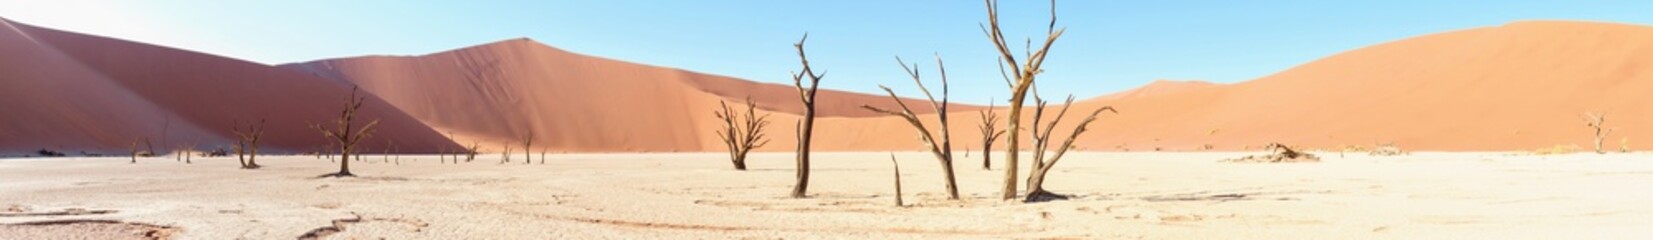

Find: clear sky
<box><xmin>3</xmin><ymin>1</ymin><xmax>1651</xmax><ymax>104</ymax></box>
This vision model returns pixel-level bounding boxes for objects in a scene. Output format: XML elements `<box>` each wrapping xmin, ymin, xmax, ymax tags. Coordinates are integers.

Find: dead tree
<box><xmin>861</xmin><ymin>54</ymin><xmax>960</xmax><ymax>200</ymax></box>
<box><xmin>890</xmin><ymin>154</ymin><xmax>905</xmax><ymax>207</ymax></box>
<box><xmin>501</xmin><ymin>144</ymin><xmax>512</xmax><ymax>164</ymax></box>
<box><xmin>311</xmin><ymin>86</ymin><xmax>381</xmax><ymax>178</ymax></box>
<box><xmin>522</xmin><ymin>134</ymin><xmax>534</xmax><ymax>164</ymax></box>
<box><xmin>978</xmin><ymin>101</ymin><xmax>1005</xmax><ymax>170</ymax></box>
<box><xmin>129</xmin><ymin>139</ymin><xmax>139</xmax><ymax>164</ymax></box>
<box><xmin>1024</xmin><ymin>96</ymin><xmax>1115</xmax><ymax>202</ymax></box>
<box><xmin>466</xmin><ymin>141</ymin><xmax>479</xmax><ymax>162</ymax></box>
<box><xmin>1583</xmin><ymin>112</ymin><xmax>1613</xmax><ymax>154</ymax></box>
<box><xmin>181</xmin><ymin>141</ymin><xmax>197</xmax><ymax>164</ymax></box>
<box><xmin>714</xmin><ymin>98</ymin><xmax>771</xmax><ymax>170</ymax></box>
<box><xmin>232</xmin><ymin>119</ymin><xmax>267</xmax><ymax>169</ymax></box>
<box><xmin>982</xmin><ymin>0</ymin><xmax>1066</xmax><ymax>200</ymax></box>
<box><xmin>790</xmin><ymin>34</ymin><xmax>827</xmax><ymax>198</ymax></box>
<box><xmin>540</xmin><ymin>151</ymin><xmax>547</xmax><ymax>164</ymax></box>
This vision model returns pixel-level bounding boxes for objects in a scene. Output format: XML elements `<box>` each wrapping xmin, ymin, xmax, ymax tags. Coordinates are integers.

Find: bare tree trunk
<box><xmin>891</xmin><ymin>154</ymin><xmax>904</xmax><ymax>207</ymax></box>
<box><xmin>129</xmin><ymin>139</ymin><xmax>139</xmax><ymax>164</ymax></box>
<box><xmin>982</xmin><ymin>0</ymin><xmax>1065</xmax><ymax>200</ymax></box>
<box><xmin>523</xmin><ymin>134</ymin><xmax>533</xmax><ymax>164</ymax></box>
<box><xmin>790</xmin><ymin>34</ymin><xmax>826</xmax><ymax>198</ymax></box>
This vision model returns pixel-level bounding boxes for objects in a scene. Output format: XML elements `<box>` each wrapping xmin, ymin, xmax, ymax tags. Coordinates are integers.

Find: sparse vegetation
<box><xmin>35</xmin><ymin>149</ymin><xmax>65</xmax><ymax>157</ymax></box>
<box><xmin>311</xmin><ymin>86</ymin><xmax>381</xmax><ymax>178</ymax></box>
<box><xmin>861</xmin><ymin>55</ymin><xmax>961</xmax><ymax>200</ymax></box>
<box><xmin>1225</xmin><ymin>143</ymin><xmax>1320</xmax><ymax>163</ymax></box>
<box><xmin>790</xmin><ymin>34</ymin><xmax>827</xmax><ymax>198</ymax></box>
<box><xmin>714</xmin><ymin>98</ymin><xmax>771</xmax><ymax>171</ymax></box>
<box><xmin>1369</xmin><ymin>142</ymin><xmax>1406</xmax><ymax>156</ymax></box>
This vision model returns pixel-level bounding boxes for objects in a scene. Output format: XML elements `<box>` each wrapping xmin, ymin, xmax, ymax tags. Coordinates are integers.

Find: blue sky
<box><xmin>2</xmin><ymin>1</ymin><xmax>1651</xmax><ymax>104</ymax></box>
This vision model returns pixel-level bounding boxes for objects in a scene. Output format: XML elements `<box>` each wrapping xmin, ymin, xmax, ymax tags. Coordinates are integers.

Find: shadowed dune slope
<box><xmin>0</xmin><ymin>18</ymin><xmax>459</xmax><ymax>154</ymax></box>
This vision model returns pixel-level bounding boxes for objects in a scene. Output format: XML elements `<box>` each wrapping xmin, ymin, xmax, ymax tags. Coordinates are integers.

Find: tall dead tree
<box><xmin>311</xmin><ymin>86</ymin><xmax>381</xmax><ymax>178</ymax></box>
<box><xmin>714</xmin><ymin>98</ymin><xmax>771</xmax><ymax>170</ymax></box>
<box><xmin>1584</xmin><ymin>112</ymin><xmax>1613</xmax><ymax>154</ymax></box>
<box><xmin>982</xmin><ymin>0</ymin><xmax>1065</xmax><ymax>200</ymax></box>
<box><xmin>790</xmin><ymin>34</ymin><xmax>827</xmax><ymax>198</ymax></box>
<box><xmin>1024</xmin><ymin>95</ymin><xmax>1115</xmax><ymax>202</ymax></box>
<box><xmin>232</xmin><ymin>119</ymin><xmax>267</xmax><ymax>169</ymax></box>
<box><xmin>978</xmin><ymin>101</ymin><xmax>1005</xmax><ymax>170</ymax></box>
<box><xmin>861</xmin><ymin>55</ymin><xmax>961</xmax><ymax>200</ymax></box>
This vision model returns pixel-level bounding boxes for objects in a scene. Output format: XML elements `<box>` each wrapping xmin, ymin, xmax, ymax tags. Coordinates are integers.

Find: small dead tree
<box><xmin>1024</xmin><ymin>95</ymin><xmax>1115</xmax><ymax>202</ymax></box>
<box><xmin>1583</xmin><ymin>112</ymin><xmax>1613</xmax><ymax>154</ymax></box>
<box><xmin>311</xmin><ymin>86</ymin><xmax>381</xmax><ymax>178</ymax></box>
<box><xmin>861</xmin><ymin>54</ymin><xmax>960</xmax><ymax>200</ymax></box>
<box><xmin>890</xmin><ymin>154</ymin><xmax>904</xmax><ymax>207</ymax></box>
<box><xmin>501</xmin><ymin>144</ymin><xmax>512</xmax><ymax>164</ymax></box>
<box><xmin>232</xmin><ymin>119</ymin><xmax>267</xmax><ymax>169</ymax></box>
<box><xmin>714</xmin><ymin>98</ymin><xmax>771</xmax><ymax>170</ymax></box>
<box><xmin>466</xmin><ymin>141</ymin><xmax>479</xmax><ymax>162</ymax></box>
<box><xmin>129</xmin><ymin>138</ymin><xmax>140</xmax><ymax>164</ymax></box>
<box><xmin>790</xmin><ymin>34</ymin><xmax>827</xmax><ymax>198</ymax></box>
<box><xmin>983</xmin><ymin>0</ymin><xmax>1065</xmax><ymax>200</ymax></box>
<box><xmin>978</xmin><ymin>101</ymin><xmax>1005</xmax><ymax>170</ymax></box>
<box><xmin>522</xmin><ymin>134</ymin><xmax>534</xmax><ymax>164</ymax></box>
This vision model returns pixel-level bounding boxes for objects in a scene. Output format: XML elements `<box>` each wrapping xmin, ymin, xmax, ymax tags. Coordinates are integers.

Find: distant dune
<box><xmin>5</xmin><ymin>18</ymin><xmax>1653</xmax><ymax>153</ymax></box>
<box><xmin>0</xmin><ymin>18</ymin><xmax>459</xmax><ymax>154</ymax></box>
<box><xmin>280</xmin><ymin>39</ymin><xmax>980</xmax><ymax>152</ymax></box>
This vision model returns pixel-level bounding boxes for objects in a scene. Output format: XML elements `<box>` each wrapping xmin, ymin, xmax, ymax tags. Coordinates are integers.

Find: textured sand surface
<box><xmin>3</xmin><ymin>152</ymin><xmax>1652</xmax><ymax>239</ymax></box>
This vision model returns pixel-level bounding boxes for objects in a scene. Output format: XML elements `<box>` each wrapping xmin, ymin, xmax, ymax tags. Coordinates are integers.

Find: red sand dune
<box><xmin>6</xmin><ymin>18</ymin><xmax>1653</xmax><ymax>154</ymax></box>
<box><xmin>0</xmin><ymin>18</ymin><xmax>459</xmax><ymax>154</ymax></box>
<box><xmin>280</xmin><ymin>39</ymin><xmax>979</xmax><ymax>152</ymax></box>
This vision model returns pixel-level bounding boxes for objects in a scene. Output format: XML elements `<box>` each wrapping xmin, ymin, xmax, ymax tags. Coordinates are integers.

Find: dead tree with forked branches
<box><xmin>978</xmin><ymin>101</ymin><xmax>1005</xmax><ymax>170</ymax></box>
<box><xmin>861</xmin><ymin>55</ymin><xmax>961</xmax><ymax>200</ymax></box>
<box><xmin>714</xmin><ymin>98</ymin><xmax>771</xmax><ymax>170</ymax></box>
<box><xmin>982</xmin><ymin>0</ymin><xmax>1066</xmax><ymax>200</ymax></box>
<box><xmin>1023</xmin><ymin>95</ymin><xmax>1115</xmax><ymax>202</ymax></box>
<box><xmin>790</xmin><ymin>34</ymin><xmax>827</xmax><ymax>198</ymax></box>
<box><xmin>311</xmin><ymin>86</ymin><xmax>381</xmax><ymax>178</ymax></box>
<box><xmin>232</xmin><ymin>119</ymin><xmax>266</xmax><ymax>169</ymax></box>
<box><xmin>1584</xmin><ymin>112</ymin><xmax>1613</xmax><ymax>154</ymax></box>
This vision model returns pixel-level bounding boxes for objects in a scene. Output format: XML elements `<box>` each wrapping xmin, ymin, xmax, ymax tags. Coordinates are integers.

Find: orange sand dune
<box><xmin>280</xmin><ymin>39</ymin><xmax>980</xmax><ymax>152</ymax></box>
<box><xmin>1074</xmin><ymin>21</ymin><xmax>1653</xmax><ymax>151</ymax></box>
<box><xmin>0</xmin><ymin>18</ymin><xmax>459</xmax><ymax>154</ymax></box>
<box><xmin>7</xmin><ymin>19</ymin><xmax>1653</xmax><ymax>153</ymax></box>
